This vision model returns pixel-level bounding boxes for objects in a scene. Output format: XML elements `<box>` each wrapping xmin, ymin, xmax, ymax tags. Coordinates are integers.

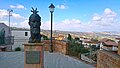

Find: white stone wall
<box><xmin>100</xmin><ymin>43</ymin><xmax>103</xmax><ymax>50</ymax></box>
<box><xmin>112</xmin><ymin>46</ymin><xmax>118</xmax><ymax>51</ymax></box>
<box><xmin>12</xmin><ymin>30</ymin><xmax>30</xmax><ymax>51</ymax></box>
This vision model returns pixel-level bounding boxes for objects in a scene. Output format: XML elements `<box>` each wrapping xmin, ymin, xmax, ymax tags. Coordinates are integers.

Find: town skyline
<box><xmin>0</xmin><ymin>0</ymin><xmax>120</xmax><ymax>32</ymax></box>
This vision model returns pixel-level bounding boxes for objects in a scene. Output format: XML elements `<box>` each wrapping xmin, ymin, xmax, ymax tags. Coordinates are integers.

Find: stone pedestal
<box><xmin>24</xmin><ymin>43</ymin><xmax>44</xmax><ymax>68</ymax></box>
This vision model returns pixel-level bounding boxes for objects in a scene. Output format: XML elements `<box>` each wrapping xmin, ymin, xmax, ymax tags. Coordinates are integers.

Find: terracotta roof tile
<box><xmin>100</xmin><ymin>38</ymin><xmax>110</xmax><ymax>42</ymax></box>
<box><xmin>116</xmin><ymin>38</ymin><xmax>120</xmax><ymax>40</ymax></box>
<box><xmin>104</xmin><ymin>41</ymin><xmax>118</xmax><ymax>46</ymax></box>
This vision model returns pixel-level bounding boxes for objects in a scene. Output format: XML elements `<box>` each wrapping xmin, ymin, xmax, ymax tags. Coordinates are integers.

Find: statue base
<box><xmin>23</xmin><ymin>43</ymin><xmax>44</xmax><ymax>68</ymax></box>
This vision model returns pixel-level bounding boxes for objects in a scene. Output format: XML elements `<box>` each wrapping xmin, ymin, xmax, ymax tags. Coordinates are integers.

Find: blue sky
<box><xmin>0</xmin><ymin>0</ymin><xmax>120</xmax><ymax>32</ymax></box>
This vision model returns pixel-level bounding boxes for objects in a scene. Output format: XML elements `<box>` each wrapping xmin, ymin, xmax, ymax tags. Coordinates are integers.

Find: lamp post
<box><xmin>7</xmin><ymin>9</ymin><xmax>13</xmax><ymax>33</ymax></box>
<box><xmin>49</xmin><ymin>3</ymin><xmax>55</xmax><ymax>53</ymax></box>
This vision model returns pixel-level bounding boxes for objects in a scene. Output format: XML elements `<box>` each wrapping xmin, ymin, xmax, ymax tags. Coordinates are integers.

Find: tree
<box><xmin>74</xmin><ymin>37</ymin><xmax>79</xmax><ymax>41</ymax></box>
<box><xmin>68</xmin><ymin>39</ymin><xmax>89</xmax><ymax>57</ymax></box>
<box><xmin>15</xmin><ymin>47</ymin><xmax>21</xmax><ymax>51</ymax></box>
<box><xmin>42</xmin><ymin>35</ymin><xmax>49</xmax><ymax>40</ymax></box>
<box><xmin>67</xmin><ymin>34</ymin><xmax>72</xmax><ymax>41</ymax></box>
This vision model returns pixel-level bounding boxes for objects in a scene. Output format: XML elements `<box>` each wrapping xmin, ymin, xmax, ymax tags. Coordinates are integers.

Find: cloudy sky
<box><xmin>0</xmin><ymin>0</ymin><xmax>120</xmax><ymax>32</ymax></box>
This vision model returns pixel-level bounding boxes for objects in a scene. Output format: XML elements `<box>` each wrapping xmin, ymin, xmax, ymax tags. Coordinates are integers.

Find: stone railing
<box><xmin>41</xmin><ymin>40</ymin><xmax>69</xmax><ymax>55</ymax></box>
<box><xmin>118</xmin><ymin>42</ymin><xmax>120</xmax><ymax>55</ymax></box>
<box><xmin>81</xmin><ymin>53</ymin><xmax>96</xmax><ymax>63</ymax></box>
<box><xmin>97</xmin><ymin>50</ymin><xmax>120</xmax><ymax>68</ymax></box>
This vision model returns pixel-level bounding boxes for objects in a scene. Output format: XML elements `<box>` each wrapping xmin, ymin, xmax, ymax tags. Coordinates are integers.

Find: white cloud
<box><xmin>104</xmin><ymin>8</ymin><xmax>116</xmax><ymax>16</ymax></box>
<box><xmin>19</xmin><ymin>20</ymin><xmax>29</xmax><ymax>27</ymax></box>
<box><xmin>12</xmin><ymin>13</ymin><xmax>25</xmax><ymax>19</ymax></box>
<box><xmin>0</xmin><ymin>9</ymin><xmax>28</xmax><ymax>28</ymax></box>
<box><xmin>59</xmin><ymin>19</ymin><xmax>81</xmax><ymax>30</ymax></box>
<box><xmin>1</xmin><ymin>20</ymin><xmax>29</xmax><ymax>28</ymax></box>
<box><xmin>0</xmin><ymin>20</ymin><xmax>18</xmax><ymax>27</ymax></box>
<box><xmin>41</xmin><ymin>19</ymin><xmax>81</xmax><ymax>31</ymax></box>
<box><xmin>0</xmin><ymin>9</ymin><xmax>25</xmax><ymax>20</ymax></box>
<box><xmin>10</xmin><ymin>4</ymin><xmax>26</xmax><ymax>10</ymax></box>
<box><xmin>1</xmin><ymin>8</ymin><xmax>120</xmax><ymax>32</ymax></box>
<box><xmin>92</xmin><ymin>8</ymin><xmax>117</xmax><ymax>24</ymax></box>
<box><xmin>92</xmin><ymin>14</ymin><xmax>101</xmax><ymax>21</ymax></box>
<box><xmin>62</xmin><ymin>19</ymin><xmax>81</xmax><ymax>24</ymax></box>
<box><xmin>0</xmin><ymin>9</ymin><xmax>8</xmax><ymax>19</ymax></box>
<box><xmin>88</xmin><ymin>8</ymin><xmax>119</xmax><ymax>31</ymax></box>
<box><xmin>57</xmin><ymin>4</ymin><xmax>67</xmax><ymax>9</ymax></box>
<box><xmin>41</xmin><ymin>21</ymin><xmax>51</xmax><ymax>30</ymax></box>
<box><xmin>42</xmin><ymin>8</ymin><xmax>120</xmax><ymax>32</ymax></box>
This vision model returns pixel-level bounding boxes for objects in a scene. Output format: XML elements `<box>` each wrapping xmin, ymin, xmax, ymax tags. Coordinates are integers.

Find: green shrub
<box><xmin>15</xmin><ymin>47</ymin><xmax>21</xmax><ymax>51</ymax></box>
<box><xmin>68</xmin><ymin>38</ymin><xmax>89</xmax><ymax>57</ymax></box>
<box><xmin>43</xmin><ymin>35</ymin><xmax>49</xmax><ymax>40</ymax></box>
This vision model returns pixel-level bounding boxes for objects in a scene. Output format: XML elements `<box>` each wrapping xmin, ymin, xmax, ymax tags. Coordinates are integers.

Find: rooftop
<box><xmin>104</xmin><ymin>41</ymin><xmax>118</xmax><ymax>46</ymax></box>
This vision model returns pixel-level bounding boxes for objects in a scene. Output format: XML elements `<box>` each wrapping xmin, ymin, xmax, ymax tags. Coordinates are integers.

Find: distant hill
<box><xmin>11</xmin><ymin>27</ymin><xmax>120</xmax><ymax>39</ymax></box>
<box><xmin>11</xmin><ymin>27</ymin><xmax>30</xmax><ymax>31</ymax></box>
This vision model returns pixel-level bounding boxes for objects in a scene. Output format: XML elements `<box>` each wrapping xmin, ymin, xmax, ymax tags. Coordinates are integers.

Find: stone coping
<box><xmin>23</xmin><ymin>43</ymin><xmax>44</xmax><ymax>46</ymax></box>
<box><xmin>99</xmin><ymin>50</ymin><xmax>120</xmax><ymax>59</ymax></box>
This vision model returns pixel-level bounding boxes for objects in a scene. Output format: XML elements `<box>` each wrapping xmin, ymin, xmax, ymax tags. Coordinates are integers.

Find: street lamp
<box><xmin>49</xmin><ymin>3</ymin><xmax>55</xmax><ymax>53</ymax></box>
<box><xmin>7</xmin><ymin>9</ymin><xmax>13</xmax><ymax>34</ymax></box>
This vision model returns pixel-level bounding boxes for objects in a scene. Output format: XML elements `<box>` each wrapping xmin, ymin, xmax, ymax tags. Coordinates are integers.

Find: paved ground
<box><xmin>0</xmin><ymin>52</ymin><xmax>24</xmax><ymax>68</ymax></box>
<box><xmin>0</xmin><ymin>51</ymin><xmax>93</xmax><ymax>68</ymax></box>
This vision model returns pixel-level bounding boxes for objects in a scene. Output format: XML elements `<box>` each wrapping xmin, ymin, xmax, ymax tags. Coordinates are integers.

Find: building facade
<box><xmin>0</xmin><ymin>23</ymin><xmax>13</xmax><ymax>51</ymax></box>
<box><xmin>12</xmin><ymin>29</ymin><xmax>30</xmax><ymax>51</ymax></box>
<box><xmin>100</xmin><ymin>38</ymin><xmax>118</xmax><ymax>51</ymax></box>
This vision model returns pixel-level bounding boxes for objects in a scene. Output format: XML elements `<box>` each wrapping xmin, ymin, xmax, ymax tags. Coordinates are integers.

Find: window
<box><xmin>25</xmin><ymin>32</ymin><xmax>28</xmax><ymax>36</ymax></box>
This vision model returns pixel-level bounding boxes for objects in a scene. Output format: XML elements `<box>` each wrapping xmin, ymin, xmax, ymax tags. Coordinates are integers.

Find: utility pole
<box><xmin>7</xmin><ymin>9</ymin><xmax>13</xmax><ymax>34</ymax></box>
<box><xmin>7</xmin><ymin>9</ymin><xmax>13</xmax><ymax>51</ymax></box>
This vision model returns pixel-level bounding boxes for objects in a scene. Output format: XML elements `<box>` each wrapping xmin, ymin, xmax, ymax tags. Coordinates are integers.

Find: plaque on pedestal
<box><xmin>26</xmin><ymin>51</ymin><xmax>40</xmax><ymax>64</ymax></box>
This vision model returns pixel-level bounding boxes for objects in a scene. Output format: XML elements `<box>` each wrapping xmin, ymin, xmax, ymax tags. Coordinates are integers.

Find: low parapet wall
<box><xmin>41</xmin><ymin>40</ymin><xmax>69</xmax><ymax>55</ymax></box>
<box><xmin>97</xmin><ymin>50</ymin><xmax>120</xmax><ymax>68</ymax></box>
<box><xmin>81</xmin><ymin>54</ymin><xmax>96</xmax><ymax>63</ymax></box>
<box><xmin>118</xmin><ymin>43</ymin><xmax>120</xmax><ymax>55</ymax></box>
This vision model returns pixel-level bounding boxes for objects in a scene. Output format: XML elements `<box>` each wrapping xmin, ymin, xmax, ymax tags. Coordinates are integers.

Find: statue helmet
<box><xmin>29</xmin><ymin>8</ymin><xmax>41</xmax><ymax>22</ymax></box>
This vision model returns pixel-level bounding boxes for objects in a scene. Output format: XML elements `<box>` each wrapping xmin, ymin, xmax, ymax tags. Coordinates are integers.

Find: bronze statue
<box><xmin>28</xmin><ymin>8</ymin><xmax>41</xmax><ymax>43</ymax></box>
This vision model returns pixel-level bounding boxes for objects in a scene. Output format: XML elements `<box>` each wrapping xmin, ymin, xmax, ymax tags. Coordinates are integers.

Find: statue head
<box><xmin>29</xmin><ymin>7</ymin><xmax>41</xmax><ymax>34</ymax></box>
<box><xmin>29</xmin><ymin>7</ymin><xmax>41</xmax><ymax>27</ymax></box>
<box><xmin>28</xmin><ymin>7</ymin><xmax>41</xmax><ymax>43</ymax></box>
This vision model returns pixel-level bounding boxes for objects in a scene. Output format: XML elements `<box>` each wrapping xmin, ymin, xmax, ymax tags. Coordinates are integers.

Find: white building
<box><xmin>100</xmin><ymin>38</ymin><xmax>118</xmax><ymax>51</ymax></box>
<box><xmin>12</xmin><ymin>29</ymin><xmax>30</xmax><ymax>51</ymax></box>
<box><xmin>0</xmin><ymin>23</ymin><xmax>11</xmax><ymax>37</ymax></box>
<box><xmin>0</xmin><ymin>23</ymin><xmax>13</xmax><ymax>51</ymax></box>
